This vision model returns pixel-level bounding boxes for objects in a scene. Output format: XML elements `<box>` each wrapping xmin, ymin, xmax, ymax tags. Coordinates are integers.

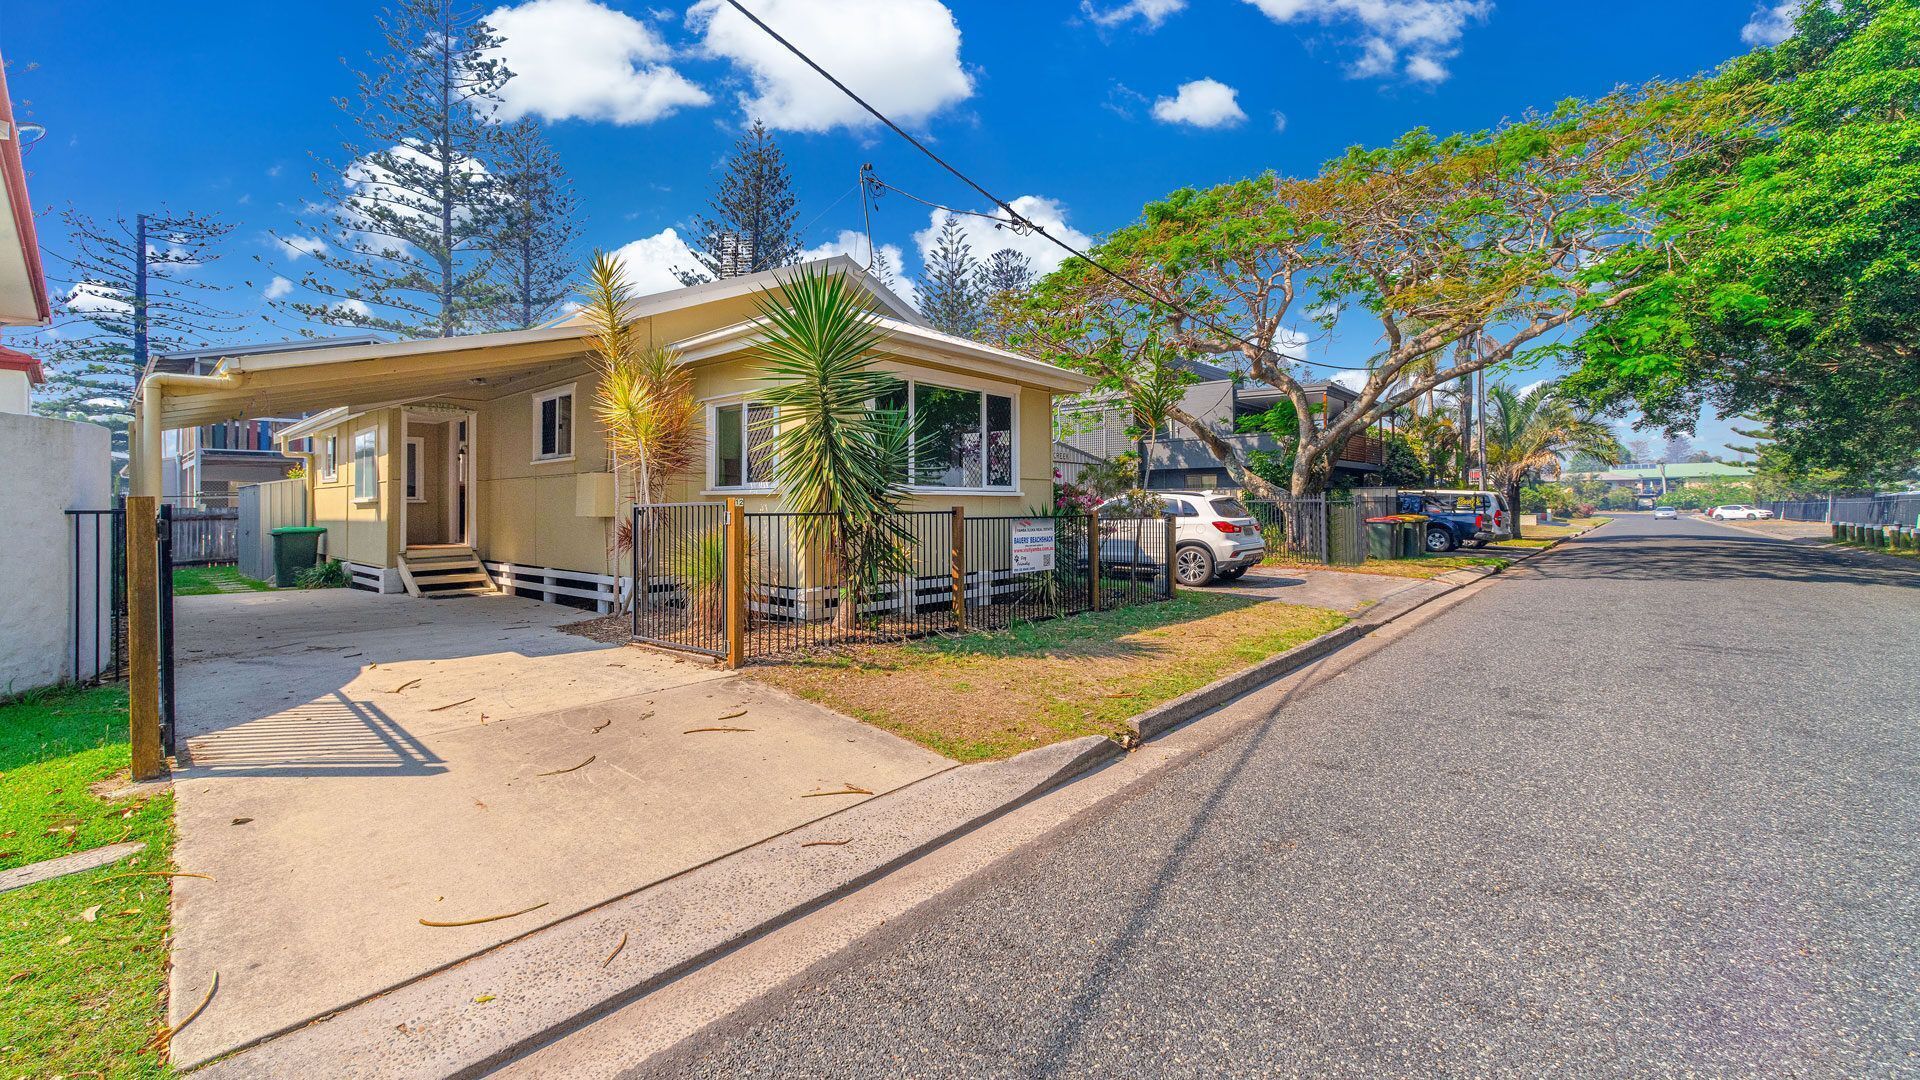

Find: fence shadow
<box><xmin>174</xmin><ymin>690</ymin><xmax>446</xmax><ymax>779</ymax></box>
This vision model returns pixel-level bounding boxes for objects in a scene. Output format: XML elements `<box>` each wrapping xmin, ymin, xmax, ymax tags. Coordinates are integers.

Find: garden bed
<box><xmin>749</xmin><ymin>592</ymin><xmax>1345</xmax><ymax>762</ymax></box>
<box><xmin>0</xmin><ymin>685</ymin><xmax>175</xmax><ymax>1078</ymax></box>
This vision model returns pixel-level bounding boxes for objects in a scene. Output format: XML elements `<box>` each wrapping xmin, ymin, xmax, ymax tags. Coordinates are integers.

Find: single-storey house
<box><xmin>127</xmin><ymin>257</ymin><xmax>1095</xmax><ymax>603</ymax></box>
<box><xmin>1564</xmin><ymin>460</ymin><xmax>1755</xmax><ymax>496</ymax></box>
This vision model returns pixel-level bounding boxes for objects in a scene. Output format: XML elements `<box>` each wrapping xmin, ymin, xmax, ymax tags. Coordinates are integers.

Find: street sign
<box><xmin>1468</xmin><ymin>467</ymin><xmax>1484</xmax><ymax>484</ymax></box>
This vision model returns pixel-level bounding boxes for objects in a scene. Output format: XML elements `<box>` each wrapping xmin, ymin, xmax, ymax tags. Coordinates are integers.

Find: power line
<box><xmin>717</xmin><ymin>0</ymin><xmax>1370</xmax><ymax>374</ymax></box>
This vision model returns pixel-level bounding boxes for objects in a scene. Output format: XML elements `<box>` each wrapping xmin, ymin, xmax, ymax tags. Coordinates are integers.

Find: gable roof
<box><xmin>545</xmin><ymin>254</ymin><xmax>925</xmax><ymax>331</ymax></box>
<box><xmin>671</xmin><ymin>313</ymin><xmax>1095</xmax><ymax>393</ymax></box>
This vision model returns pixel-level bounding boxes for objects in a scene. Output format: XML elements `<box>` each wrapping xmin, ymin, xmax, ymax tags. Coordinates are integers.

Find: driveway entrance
<box><xmin>165</xmin><ymin>589</ymin><xmax>951</xmax><ymax>1069</ymax></box>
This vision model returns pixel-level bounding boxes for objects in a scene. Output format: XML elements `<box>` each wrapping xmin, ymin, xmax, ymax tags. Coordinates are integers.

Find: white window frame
<box><xmin>404</xmin><ymin>436</ymin><xmax>426</xmax><ymax>503</ymax></box>
<box><xmin>531</xmin><ymin>383</ymin><xmax>576</xmax><ymax>464</ymax></box>
<box><xmin>895</xmin><ymin>375</ymin><xmax>1021</xmax><ymax>496</ymax></box>
<box><xmin>352</xmin><ymin>428</ymin><xmax>378</xmax><ymax>504</ymax></box>
<box><xmin>704</xmin><ymin>397</ymin><xmax>779</xmax><ymax>494</ymax></box>
<box><xmin>320</xmin><ymin>434</ymin><xmax>338</xmax><ymax>482</ymax></box>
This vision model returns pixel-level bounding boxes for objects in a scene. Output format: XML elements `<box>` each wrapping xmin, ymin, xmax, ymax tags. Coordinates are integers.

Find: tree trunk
<box><xmin>1505</xmin><ymin>481</ymin><xmax>1524</xmax><ymax>540</ymax></box>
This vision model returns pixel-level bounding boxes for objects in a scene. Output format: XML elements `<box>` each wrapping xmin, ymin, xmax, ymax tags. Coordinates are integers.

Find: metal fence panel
<box><xmin>1244</xmin><ymin>496</ymin><xmax>1328</xmax><ymax>563</ymax></box>
<box><xmin>1754</xmin><ymin>493</ymin><xmax>1920</xmax><ymax>526</ymax></box>
<box><xmin>630</xmin><ymin>503</ymin><xmax>730</xmax><ymax>657</ymax></box>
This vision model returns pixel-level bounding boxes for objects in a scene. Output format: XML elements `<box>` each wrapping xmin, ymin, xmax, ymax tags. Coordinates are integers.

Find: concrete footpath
<box><xmin>188</xmin><ymin>543</ymin><xmax>1576</xmax><ymax>1077</ymax></box>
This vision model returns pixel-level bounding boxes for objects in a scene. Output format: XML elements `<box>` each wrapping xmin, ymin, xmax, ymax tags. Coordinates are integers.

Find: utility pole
<box><xmin>1474</xmin><ymin>365</ymin><xmax>1488</xmax><ymax>491</ymax></box>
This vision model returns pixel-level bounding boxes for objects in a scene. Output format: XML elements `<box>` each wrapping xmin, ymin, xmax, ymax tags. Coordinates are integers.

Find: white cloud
<box><xmin>64</xmin><ymin>281</ymin><xmax>132</xmax><ymax>317</ymax></box>
<box><xmin>322</xmin><ymin>298</ymin><xmax>372</xmax><ymax>324</ymax></box>
<box><xmin>1151</xmin><ymin>78</ymin><xmax>1247</xmax><ymax>128</ymax></box>
<box><xmin>264</xmin><ymin>275</ymin><xmax>294</xmax><ymax>300</ymax></box>
<box><xmin>487</xmin><ymin>0</ymin><xmax>710</xmax><ymax>124</ymax></box>
<box><xmin>690</xmin><ymin>0</ymin><xmax>973</xmax><ymax>133</ymax></box>
<box><xmin>278</xmin><ymin>234</ymin><xmax>329</xmax><ymax>260</ymax></box>
<box><xmin>1741</xmin><ymin>0</ymin><xmax>1802</xmax><ymax>45</ymax></box>
<box><xmin>1241</xmin><ymin>0</ymin><xmax>1489</xmax><ymax>83</ymax></box>
<box><xmin>1082</xmin><ymin>0</ymin><xmax>1187</xmax><ymax>29</ymax></box>
<box><xmin>912</xmin><ymin>195</ymin><xmax>1092</xmax><ymax>280</ymax></box>
<box><xmin>608</xmin><ymin>227</ymin><xmax>705</xmax><ymax>297</ymax></box>
<box><xmin>1272</xmin><ymin>110</ymin><xmax>1289</xmax><ymax>133</ymax></box>
<box><xmin>799</xmin><ymin>229</ymin><xmax>916</xmax><ymax>308</ymax></box>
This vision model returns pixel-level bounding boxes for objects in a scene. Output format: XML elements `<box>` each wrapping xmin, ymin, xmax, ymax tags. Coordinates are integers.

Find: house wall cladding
<box><xmin>0</xmin><ymin>411</ymin><xmax>111</xmax><ymax>692</ymax></box>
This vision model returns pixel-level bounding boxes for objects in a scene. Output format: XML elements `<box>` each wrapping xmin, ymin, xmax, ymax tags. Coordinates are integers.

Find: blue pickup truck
<box><xmin>1399</xmin><ymin>489</ymin><xmax>1509</xmax><ymax>552</ymax></box>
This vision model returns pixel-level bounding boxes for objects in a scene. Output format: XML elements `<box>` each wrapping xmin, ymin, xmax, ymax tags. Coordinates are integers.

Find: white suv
<box><xmin>1709</xmin><ymin>504</ymin><xmax>1775</xmax><ymax>520</ymax></box>
<box><xmin>1102</xmin><ymin>490</ymin><xmax>1266</xmax><ymax>586</ymax></box>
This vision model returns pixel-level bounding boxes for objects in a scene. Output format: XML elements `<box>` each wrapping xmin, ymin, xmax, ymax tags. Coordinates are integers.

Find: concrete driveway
<box><xmin>166</xmin><ymin>589</ymin><xmax>951</xmax><ymax>1069</ymax></box>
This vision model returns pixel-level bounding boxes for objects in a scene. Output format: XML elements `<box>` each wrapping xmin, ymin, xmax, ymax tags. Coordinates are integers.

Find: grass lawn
<box><xmin>751</xmin><ymin>592</ymin><xmax>1347</xmax><ymax>762</ymax></box>
<box><xmin>0</xmin><ymin>685</ymin><xmax>175</xmax><ymax>1078</ymax></box>
<box><xmin>1263</xmin><ymin>552</ymin><xmax>1511</xmax><ymax>579</ymax></box>
<box><xmin>171</xmin><ymin>565</ymin><xmax>272</xmax><ymax>596</ymax></box>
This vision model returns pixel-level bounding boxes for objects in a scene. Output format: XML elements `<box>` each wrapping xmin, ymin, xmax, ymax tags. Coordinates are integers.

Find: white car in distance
<box><xmin>1708</xmin><ymin>504</ymin><xmax>1775</xmax><ymax>521</ymax></box>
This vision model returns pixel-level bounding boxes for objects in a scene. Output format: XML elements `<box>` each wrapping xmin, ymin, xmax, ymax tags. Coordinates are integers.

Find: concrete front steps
<box><xmin>396</xmin><ymin>545</ymin><xmax>497</xmax><ymax>598</ymax></box>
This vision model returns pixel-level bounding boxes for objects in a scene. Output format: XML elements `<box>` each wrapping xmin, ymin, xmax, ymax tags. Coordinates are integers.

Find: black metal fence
<box><xmin>1754</xmin><ymin>493</ymin><xmax>1920</xmax><ymax>526</ymax></box>
<box><xmin>630</xmin><ymin>502</ymin><xmax>730</xmax><ymax>657</ymax></box>
<box><xmin>65</xmin><ymin>503</ymin><xmax>177</xmax><ymax>753</ymax></box>
<box><xmin>1244</xmin><ymin>496</ymin><xmax>1329</xmax><ymax>563</ymax></box>
<box><xmin>631</xmin><ymin>503</ymin><xmax>1173</xmax><ymax>662</ymax></box>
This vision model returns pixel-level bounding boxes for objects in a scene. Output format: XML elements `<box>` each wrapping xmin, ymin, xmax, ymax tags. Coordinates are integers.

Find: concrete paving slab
<box><xmin>1212</xmin><ymin>565</ymin><xmax>1421</xmax><ymax>611</ymax></box>
<box><xmin>193</xmin><ymin>735</ymin><xmax>1115</xmax><ymax>1080</ymax></box>
<box><xmin>165</xmin><ymin>590</ymin><xmax>951</xmax><ymax>1069</ymax></box>
<box><xmin>0</xmin><ymin>841</ymin><xmax>145</xmax><ymax>894</ymax></box>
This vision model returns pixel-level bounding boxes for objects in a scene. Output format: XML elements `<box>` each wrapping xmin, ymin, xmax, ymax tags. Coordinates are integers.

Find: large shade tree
<box><xmin>1015</xmin><ymin>85</ymin><xmax>1717</xmax><ymax>496</ymax></box>
<box><xmin>1566</xmin><ymin>0</ymin><xmax>1920</xmax><ymax>486</ymax></box>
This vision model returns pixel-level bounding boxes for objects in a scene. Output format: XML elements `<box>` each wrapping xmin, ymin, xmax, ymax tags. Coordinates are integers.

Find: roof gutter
<box><xmin>0</xmin><ymin>59</ymin><xmax>49</xmax><ymax>325</ymax></box>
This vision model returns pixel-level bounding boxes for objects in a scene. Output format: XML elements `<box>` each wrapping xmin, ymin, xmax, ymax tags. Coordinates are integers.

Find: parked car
<box><xmin>1652</xmin><ymin>506</ymin><xmax>1678</xmax><ymax>520</ymax></box>
<box><xmin>1708</xmin><ymin>504</ymin><xmax>1775</xmax><ymax>521</ymax></box>
<box><xmin>1097</xmin><ymin>491</ymin><xmax>1266</xmax><ymax>586</ymax></box>
<box><xmin>1398</xmin><ymin>489</ymin><xmax>1507</xmax><ymax>552</ymax></box>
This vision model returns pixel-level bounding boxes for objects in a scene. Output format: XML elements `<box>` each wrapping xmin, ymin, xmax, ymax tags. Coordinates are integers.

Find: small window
<box><xmin>712</xmin><ymin>401</ymin><xmax>776</xmax><ymax>488</ymax></box>
<box><xmin>404</xmin><ymin>438</ymin><xmax>424</xmax><ymax>502</ymax></box>
<box><xmin>352</xmin><ymin>429</ymin><xmax>378</xmax><ymax>502</ymax></box>
<box><xmin>320</xmin><ymin>435</ymin><xmax>338</xmax><ymax>481</ymax></box>
<box><xmin>1163</xmin><ymin>497</ymin><xmax>1199</xmax><ymax>517</ymax></box>
<box><xmin>533</xmin><ymin>386</ymin><xmax>574</xmax><ymax>462</ymax></box>
<box><xmin>1210</xmin><ymin>497</ymin><xmax>1249</xmax><ymax>517</ymax></box>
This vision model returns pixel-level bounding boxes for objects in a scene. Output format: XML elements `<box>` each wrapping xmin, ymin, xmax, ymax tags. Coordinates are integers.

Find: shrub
<box><xmin>296</xmin><ymin>559</ymin><xmax>349</xmax><ymax>589</ymax></box>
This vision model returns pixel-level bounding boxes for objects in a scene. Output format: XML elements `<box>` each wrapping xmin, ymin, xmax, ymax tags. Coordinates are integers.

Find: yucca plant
<box><xmin>752</xmin><ymin>265</ymin><xmax>916</xmax><ymax>627</ymax></box>
<box><xmin>582</xmin><ymin>251</ymin><xmax>701</xmax><ymax>612</ymax></box>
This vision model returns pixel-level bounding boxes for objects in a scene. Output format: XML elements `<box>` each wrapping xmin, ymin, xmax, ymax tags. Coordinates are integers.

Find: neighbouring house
<box><xmin>0</xmin><ymin>50</ymin><xmax>116</xmax><ymax>693</ymax></box>
<box><xmin>144</xmin><ymin>336</ymin><xmax>381</xmax><ymax>506</ymax></box>
<box><xmin>1055</xmin><ymin>358</ymin><xmax>1386</xmax><ymax>491</ymax></box>
<box><xmin>1565</xmin><ymin>461</ymin><xmax>1755</xmax><ymax>498</ymax></box>
<box><xmin>127</xmin><ymin>257</ymin><xmax>1095</xmax><ymax>605</ymax></box>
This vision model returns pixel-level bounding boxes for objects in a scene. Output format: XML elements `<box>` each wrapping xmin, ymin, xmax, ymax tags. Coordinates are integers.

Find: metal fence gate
<box><xmin>66</xmin><ymin>503</ymin><xmax>177</xmax><ymax>753</ymax></box>
<box><xmin>1244</xmin><ymin>496</ymin><xmax>1329</xmax><ymax>563</ymax></box>
<box><xmin>630</xmin><ymin>502</ymin><xmax>731</xmax><ymax>658</ymax></box>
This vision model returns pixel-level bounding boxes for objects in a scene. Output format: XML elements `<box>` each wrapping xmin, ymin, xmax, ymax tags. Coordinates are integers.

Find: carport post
<box><xmin>950</xmin><ymin>505</ymin><xmax>966</xmax><ymax>628</ymax></box>
<box><xmin>126</xmin><ymin>496</ymin><xmax>167</xmax><ymax>780</ymax></box>
<box><xmin>725</xmin><ymin>497</ymin><xmax>746</xmax><ymax>669</ymax></box>
<box><xmin>1164</xmin><ymin>513</ymin><xmax>1177</xmax><ymax>597</ymax></box>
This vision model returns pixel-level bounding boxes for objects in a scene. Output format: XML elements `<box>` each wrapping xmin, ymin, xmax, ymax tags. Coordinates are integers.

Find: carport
<box><xmin>163</xmin><ymin>588</ymin><xmax>952</xmax><ymax>1068</ymax></box>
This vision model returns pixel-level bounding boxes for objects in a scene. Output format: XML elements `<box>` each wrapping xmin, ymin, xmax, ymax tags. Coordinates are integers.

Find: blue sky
<box><xmin>4</xmin><ymin>0</ymin><xmax>1787</xmax><ymax>452</ymax></box>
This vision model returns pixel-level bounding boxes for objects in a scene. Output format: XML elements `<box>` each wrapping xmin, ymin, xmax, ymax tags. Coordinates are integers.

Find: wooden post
<box><xmin>949</xmin><ymin>506</ymin><xmax>966</xmax><ymax>628</ymax></box>
<box><xmin>1087</xmin><ymin>508</ymin><xmax>1101</xmax><ymax>612</ymax></box>
<box><xmin>725</xmin><ymin>497</ymin><xmax>746</xmax><ymax>669</ymax></box>
<box><xmin>125</xmin><ymin>496</ymin><xmax>166</xmax><ymax>780</ymax></box>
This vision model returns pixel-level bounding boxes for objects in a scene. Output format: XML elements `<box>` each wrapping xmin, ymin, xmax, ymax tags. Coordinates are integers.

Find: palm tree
<box><xmin>583</xmin><ymin>251</ymin><xmax>701</xmax><ymax>610</ymax></box>
<box><xmin>1484</xmin><ymin>380</ymin><xmax>1624</xmax><ymax>538</ymax></box>
<box><xmin>752</xmin><ymin>265</ymin><xmax>916</xmax><ymax>626</ymax></box>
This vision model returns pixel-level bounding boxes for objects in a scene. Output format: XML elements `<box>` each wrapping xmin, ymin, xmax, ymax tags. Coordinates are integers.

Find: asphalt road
<box><xmin>644</xmin><ymin>515</ymin><xmax>1920</xmax><ymax>1078</ymax></box>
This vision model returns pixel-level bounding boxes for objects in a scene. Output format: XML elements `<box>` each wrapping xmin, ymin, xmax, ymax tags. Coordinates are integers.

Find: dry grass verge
<box><xmin>750</xmin><ymin>592</ymin><xmax>1346</xmax><ymax>762</ymax></box>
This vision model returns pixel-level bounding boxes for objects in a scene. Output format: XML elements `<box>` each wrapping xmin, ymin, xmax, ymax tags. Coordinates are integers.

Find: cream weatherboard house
<box><xmin>127</xmin><ymin>258</ymin><xmax>1094</xmax><ymax>605</ymax></box>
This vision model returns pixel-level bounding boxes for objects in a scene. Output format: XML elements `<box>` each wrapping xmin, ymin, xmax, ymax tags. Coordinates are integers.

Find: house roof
<box><xmin>1570</xmin><ymin>461</ymin><xmax>1755</xmax><ymax>481</ymax></box>
<box><xmin>142</xmin><ymin>257</ymin><xmax>1087</xmax><ymax>432</ymax></box>
<box><xmin>148</xmin><ymin>335</ymin><xmax>384</xmax><ymax>377</ymax></box>
<box><xmin>0</xmin><ymin>344</ymin><xmax>43</xmax><ymax>384</ymax></box>
<box><xmin>672</xmin><ymin>313</ymin><xmax>1096</xmax><ymax>394</ymax></box>
<box><xmin>0</xmin><ymin>54</ymin><xmax>49</xmax><ymax>326</ymax></box>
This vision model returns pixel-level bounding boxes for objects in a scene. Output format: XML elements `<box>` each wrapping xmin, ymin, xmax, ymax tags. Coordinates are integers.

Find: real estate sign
<box><xmin>1010</xmin><ymin>518</ymin><xmax>1055</xmax><ymax>573</ymax></box>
